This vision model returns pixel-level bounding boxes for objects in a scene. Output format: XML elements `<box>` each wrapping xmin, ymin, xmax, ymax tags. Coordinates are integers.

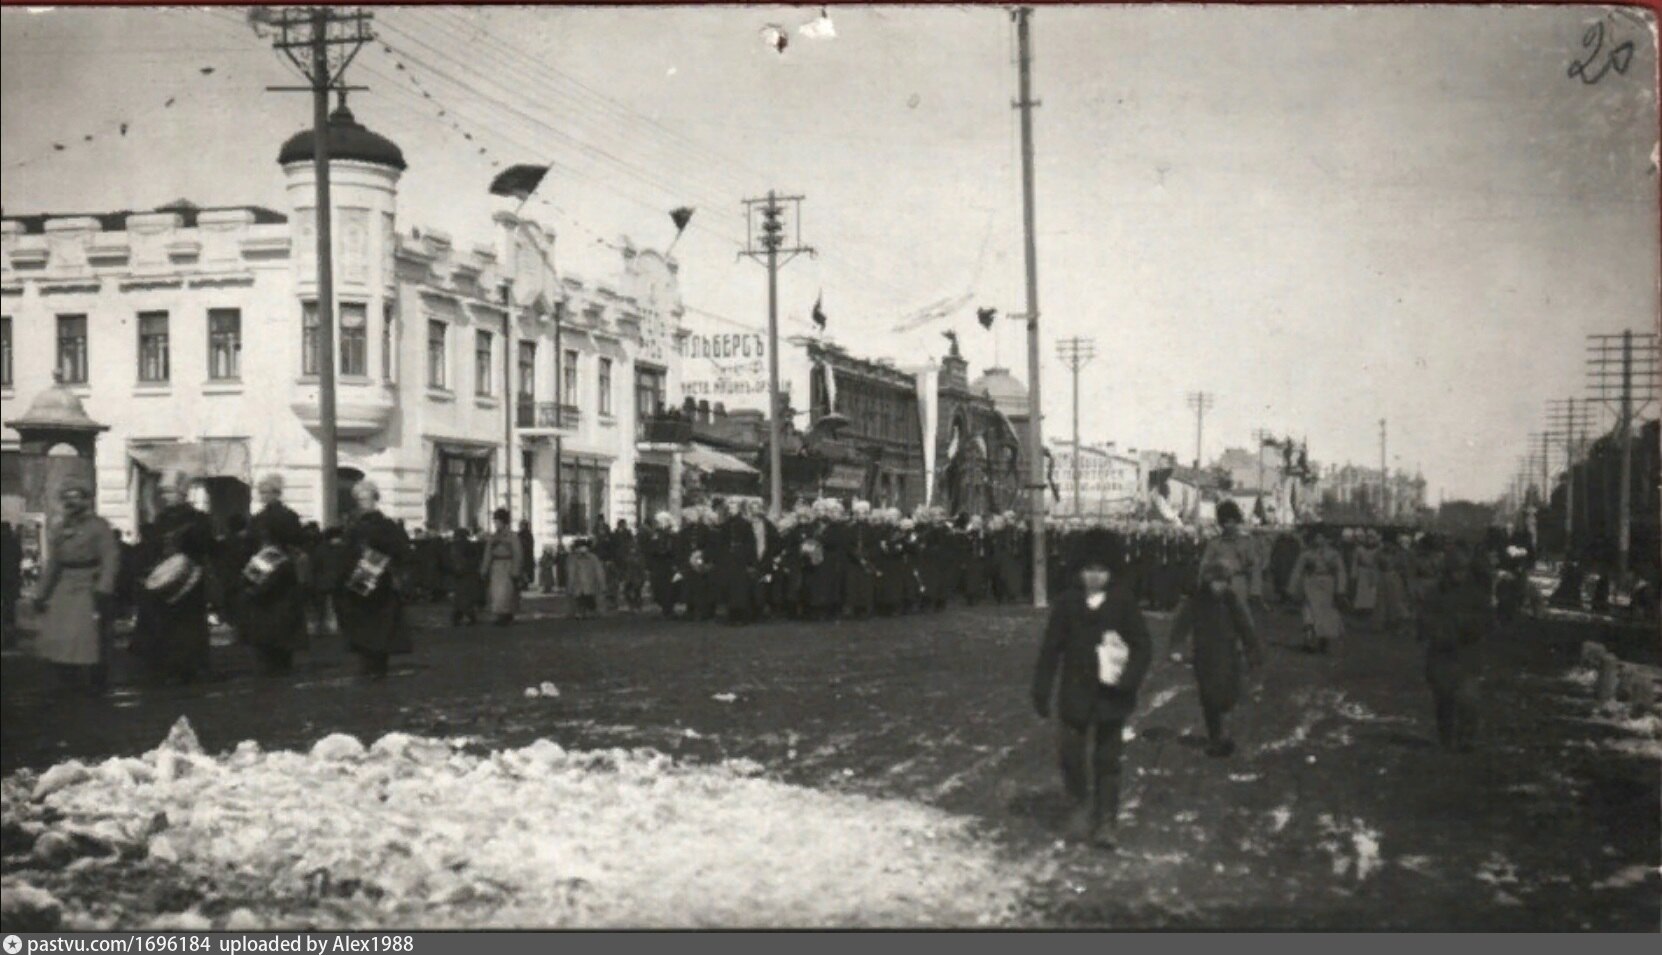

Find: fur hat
<box><xmin>1069</xmin><ymin>527</ymin><xmax>1119</xmax><ymax>573</ymax></box>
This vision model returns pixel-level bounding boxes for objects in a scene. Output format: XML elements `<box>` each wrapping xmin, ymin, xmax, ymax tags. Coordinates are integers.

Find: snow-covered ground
<box><xmin>1</xmin><ymin>719</ymin><xmax>1036</xmax><ymax>929</ymax></box>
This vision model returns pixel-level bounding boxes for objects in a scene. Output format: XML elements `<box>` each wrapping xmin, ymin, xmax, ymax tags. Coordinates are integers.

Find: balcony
<box><xmin>290</xmin><ymin>377</ymin><xmax>396</xmax><ymax>438</ymax></box>
<box><xmin>636</xmin><ymin>415</ymin><xmax>693</xmax><ymax>446</ymax></box>
<box><xmin>516</xmin><ymin>398</ymin><xmax>580</xmax><ymax>437</ymax></box>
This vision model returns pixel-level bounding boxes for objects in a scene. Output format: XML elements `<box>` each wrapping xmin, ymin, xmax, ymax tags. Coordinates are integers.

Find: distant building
<box><xmin>1048</xmin><ymin>441</ymin><xmax>1144</xmax><ymax>518</ymax></box>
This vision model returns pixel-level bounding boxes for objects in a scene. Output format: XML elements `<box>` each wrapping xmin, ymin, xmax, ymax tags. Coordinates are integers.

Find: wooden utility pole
<box><xmin>1055</xmin><ymin>337</ymin><xmax>1095</xmax><ymax>517</ymax></box>
<box><xmin>269</xmin><ymin>6</ymin><xmax>372</xmax><ymax>526</ymax></box>
<box><xmin>1378</xmin><ymin>418</ymin><xmax>1388</xmax><ymax>523</ymax></box>
<box><xmin>1013</xmin><ymin>7</ymin><xmax>1047</xmax><ymax>607</ymax></box>
<box><xmin>741</xmin><ymin>192</ymin><xmax>812</xmax><ymax>518</ymax></box>
<box><xmin>1546</xmin><ymin>398</ymin><xmax>1597</xmax><ymax>556</ymax></box>
<box><xmin>1588</xmin><ymin>330</ymin><xmax>1659</xmax><ymax>577</ymax></box>
<box><xmin>1187</xmin><ymin>391</ymin><xmax>1214</xmax><ymax>469</ymax></box>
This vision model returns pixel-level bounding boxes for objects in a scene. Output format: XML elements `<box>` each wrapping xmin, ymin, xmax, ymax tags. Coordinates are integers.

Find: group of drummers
<box><xmin>31</xmin><ymin>470</ymin><xmax>411</xmax><ymax>694</ymax></box>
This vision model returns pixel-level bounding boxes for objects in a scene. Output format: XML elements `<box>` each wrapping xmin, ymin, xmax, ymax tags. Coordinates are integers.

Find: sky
<box><xmin>3</xmin><ymin>4</ymin><xmax>1657</xmax><ymax>502</ymax></box>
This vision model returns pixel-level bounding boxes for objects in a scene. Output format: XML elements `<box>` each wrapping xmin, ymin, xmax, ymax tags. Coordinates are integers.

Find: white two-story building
<box><xmin>1</xmin><ymin>103</ymin><xmax>686</xmax><ymax>540</ymax></box>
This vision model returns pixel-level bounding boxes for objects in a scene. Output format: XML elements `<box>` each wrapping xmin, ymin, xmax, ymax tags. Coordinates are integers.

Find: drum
<box><xmin>144</xmin><ymin>554</ymin><xmax>202</xmax><ymax>605</ymax></box>
<box><xmin>347</xmin><ymin>547</ymin><xmax>391</xmax><ymax>597</ymax></box>
<box><xmin>243</xmin><ymin>545</ymin><xmax>289</xmax><ymax>589</ymax></box>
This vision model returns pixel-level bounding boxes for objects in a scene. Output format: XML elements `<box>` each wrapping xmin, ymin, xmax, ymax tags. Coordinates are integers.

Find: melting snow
<box><xmin>2</xmin><ymin>718</ymin><xmax>1032</xmax><ymax>928</ymax></box>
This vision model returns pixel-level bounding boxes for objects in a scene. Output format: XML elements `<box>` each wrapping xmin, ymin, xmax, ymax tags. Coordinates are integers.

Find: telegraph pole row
<box><xmin>1055</xmin><ymin>336</ymin><xmax>1096</xmax><ymax>518</ymax></box>
<box><xmin>741</xmin><ymin>192</ymin><xmax>812</xmax><ymax>518</ymax></box>
<box><xmin>1545</xmin><ymin>398</ymin><xmax>1597</xmax><ymax>555</ymax></box>
<box><xmin>267</xmin><ymin>5</ymin><xmax>373</xmax><ymax>527</ymax></box>
<box><xmin>1586</xmin><ymin>330</ymin><xmax>1660</xmax><ymax>577</ymax></box>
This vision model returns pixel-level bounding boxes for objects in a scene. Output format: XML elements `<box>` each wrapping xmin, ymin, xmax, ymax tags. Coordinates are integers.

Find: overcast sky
<box><xmin>3</xmin><ymin>4</ymin><xmax>1656</xmax><ymax>501</ymax></box>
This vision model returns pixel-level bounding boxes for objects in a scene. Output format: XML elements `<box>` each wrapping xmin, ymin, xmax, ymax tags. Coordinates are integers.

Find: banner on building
<box><xmin>677</xmin><ymin>325</ymin><xmax>771</xmax><ymax>406</ymax></box>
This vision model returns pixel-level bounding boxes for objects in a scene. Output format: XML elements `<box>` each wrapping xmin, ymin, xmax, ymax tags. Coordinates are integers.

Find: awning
<box><xmin>684</xmin><ymin>443</ymin><xmax>757</xmax><ymax>476</ymax></box>
<box><xmin>593</xmin><ymin>335</ymin><xmax>628</xmax><ymax>361</ymax></box>
<box><xmin>127</xmin><ymin>438</ymin><xmax>250</xmax><ymax>482</ymax></box>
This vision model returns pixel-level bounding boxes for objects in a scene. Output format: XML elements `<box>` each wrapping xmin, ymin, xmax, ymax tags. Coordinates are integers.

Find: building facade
<box><xmin>1048</xmin><ymin>441</ymin><xmax>1145</xmax><ymax>519</ymax></box>
<box><xmin>1</xmin><ymin>104</ymin><xmax>685</xmax><ymax>540</ymax></box>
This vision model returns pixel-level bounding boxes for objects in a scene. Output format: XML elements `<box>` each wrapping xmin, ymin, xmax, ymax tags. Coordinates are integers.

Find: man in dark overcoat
<box><xmin>1031</xmin><ymin>528</ymin><xmax>1154</xmax><ymax>849</ymax></box>
<box><xmin>243</xmin><ymin>474</ymin><xmax>308</xmax><ymax>675</ymax></box>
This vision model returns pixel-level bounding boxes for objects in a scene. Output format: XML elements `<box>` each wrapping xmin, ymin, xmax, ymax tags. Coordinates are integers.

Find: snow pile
<box><xmin>1317</xmin><ymin>815</ymin><xmax>1382</xmax><ymax>881</ymax></box>
<box><xmin>2</xmin><ymin>719</ymin><xmax>1030</xmax><ymax>928</ymax></box>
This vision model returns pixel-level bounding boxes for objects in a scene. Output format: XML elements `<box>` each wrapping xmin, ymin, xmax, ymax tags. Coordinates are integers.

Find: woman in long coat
<box><xmin>480</xmin><ymin>508</ymin><xmax>523</xmax><ymax>625</ymax></box>
<box><xmin>33</xmin><ymin>482</ymin><xmax>121</xmax><ymax>694</ymax></box>
<box><xmin>1170</xmin><ymin>557</ymin><xmax>1263</xmax><ymax>757</ymax></box>
<box><xmin>1288</xmin><ymin>531</ymin><xmax>1347</xmax><ymax>654</ymax></box>
<box><xmin>136</xmin><ymin>472</ymin><xmax>214</xmax><ymax>684</ymax></box>
<box><xmin>1376</xmin><ymin>536</ymin><xmax>1414</xmax><ymax>635</ymax></box>
<box><xmin>335</xmin><ymin>480</ymin><xmax>411</xmax><ymax>679</ymax></box>
<box><xmin>241</xmin><ymin>474</ymin><xmax>308</xmax><ymax>675</ymax></box>
<box><xmin>1350</xmin><ymin>531</ymin><xmax>1382</xmax><ymax>619</ymax></box>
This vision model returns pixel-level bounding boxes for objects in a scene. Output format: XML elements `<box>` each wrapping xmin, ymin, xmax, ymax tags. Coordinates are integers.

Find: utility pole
<box><xmin>1547</xmin><ymin>398</ymin><xmax>1597</xmax><ymax>557</ymax></box>
<box><xmin>741</xmin><ymin>192</ymin><xmax>812</xmax><ymax>518</ymax></box>
<box><xmin>268</xmin><ymin>6</ymin><xmax>372</xmax><ymax>527</ymax></box>
<box><xmin>1187</xmin><ymin>391</ymin><xmax>1214</xmax><ymax>469</ymax></box>
<box><xmin>1378</xmin><ymin>418</ymin><xmax>1387</xmax><ymax>523</ymax></box>
<box><xmin>1055</xmin><ymin>337</ymin><xmax>1095</xmax><ymax>518</ymax></box>
<box><xmin>1013</xmin><ymin>6</ymin><xmax>1047</xmax><ymax>608</ymax></box>
<box><xmin>1588</xmin><ymin>330</ymin><xmax>1659</xmax><ymax>578</ymax></box>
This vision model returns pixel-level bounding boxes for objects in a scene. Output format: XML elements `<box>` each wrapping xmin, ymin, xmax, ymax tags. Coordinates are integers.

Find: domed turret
<box><xmin>6</xmin><ymin>376</ymin><xmax>106</xmax><ymax>434</ymax></box>
<box><xmin>971</xmin><ymin>367</ymin><xmax>1029</xmax><ymax>417</ymax></box>
<box><xmin>278</xmin><ymin>102</ymin><xmax>406</xmax><ymax>171</ymax></box>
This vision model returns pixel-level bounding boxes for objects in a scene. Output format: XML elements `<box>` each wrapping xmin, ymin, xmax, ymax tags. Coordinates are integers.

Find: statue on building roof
<box><xmin>942</xmin><ymin>329</ymin><xmax>961</xmax><ymax>358</ymax></box>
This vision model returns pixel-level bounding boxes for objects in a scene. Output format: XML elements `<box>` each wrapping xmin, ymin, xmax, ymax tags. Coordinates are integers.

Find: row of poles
<box><xmin>1512</xmin><ymin>329</ymin><xmax>1659</xmax><ymax>577</ymax></box>
<box><xmin>266</xmin><ymin>7</ymin><xmax>1055</xmax><ymax>607</ymax></box>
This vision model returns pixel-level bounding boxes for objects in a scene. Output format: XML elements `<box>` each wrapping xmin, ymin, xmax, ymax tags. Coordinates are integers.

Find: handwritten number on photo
<box><xmin>1569</xmin><ymin>20</ymin><xmax>1636</xmax><ymax>85</ymax></box>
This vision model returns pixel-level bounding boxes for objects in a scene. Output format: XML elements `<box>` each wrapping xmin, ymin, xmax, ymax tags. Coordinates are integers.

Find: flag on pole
<box><xmin>812</xmin><ymin>292</ymin><xmax>828</xmax><ymax>331</ymax></box>
<box><xmin>977</xmin><ymin>307</ymin><xmax>997</xmax><ymax>330</ymax></box>
<box><xmin>489</xmin><ymin>163</ymin><xmax>550</xmax><ymax>201</ymax></box>
<box><xmin>671</xmin><ymin>207</ymin><xmax>695</xmax><ymax>234</ymax></box>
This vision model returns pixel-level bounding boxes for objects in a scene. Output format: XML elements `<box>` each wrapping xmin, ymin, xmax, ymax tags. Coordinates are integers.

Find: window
<box><xmin>1</xmin><ymin>317</ymin><xmax>11</xmax><ymax>389</ymax></box>
<box><xmin>301</xmin><ymin>302</ymin><xmax>320</xmax><ymax>376</ymax></box>
<box><xmin>57</xmin><ymin>315</ymin><xmax>88</xmax><ymax>384</ymax></box>
<box><xmin>518</xmin><ymin>342</ymin><xmax>536</xmax><ymax>398</ymax></box>
<box><xmin>381</xmin><ymin>301</ymin><xmax>396</xmax><ymax>382</ymax></box>
<box><xmin>475</xmin><ymin>330</ymin><xmax>494</xmax><ymax>396</ymax></box>
<box><xmin>427</xmin><ymin>320</ymin><xmax>447</xmax><ymax>389</ymax></box>
<box><xmin>635</xmin><ymin>366</ymin><xmax>666</xmax><ymax>420</ymax></box>
<box><xmin>339</xmin><ymin>303</ymin><xmax>367</xmax><ymax>376</ymax></box>
<box><xmin>562</xmin><ymin>348</ymin><xmax>579</xmax><ymax>408</ymax></box>
<box><xmin>598</xmin><ymin>357</ymin><xmax>613</xmax><ymax>416</ymax></box>
<box><xmin>208</xmin><ymin>308</ymin><xmax>241</xmax><ymax>380</ymax></box>
<box><xmin>137</xmin><ymin>312</ymin><xmax>170</xmax><ymax>383</ymax></box>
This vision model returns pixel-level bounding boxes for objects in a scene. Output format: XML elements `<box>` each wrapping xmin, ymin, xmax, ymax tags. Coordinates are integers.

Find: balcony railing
<box><xmin>636</xmin><ymin>415</ymin><xmax>694</xmax><ymax>444</ymax></box>
<box><xmin>516</xmin><ymin>399</ymin><xmax>581</xmax><ymax>430</ymax></box>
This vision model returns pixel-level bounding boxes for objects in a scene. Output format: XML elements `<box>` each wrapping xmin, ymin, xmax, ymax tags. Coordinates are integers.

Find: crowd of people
<box><xmin>1030</xmin><ymin>499</ymin><xmax>1559</xmax><ymax>849</ymax></box>
<box><xmin>13</xmin><ymin>471</ymin><xmax>1656</xmax><ymax>857</ymax></box>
